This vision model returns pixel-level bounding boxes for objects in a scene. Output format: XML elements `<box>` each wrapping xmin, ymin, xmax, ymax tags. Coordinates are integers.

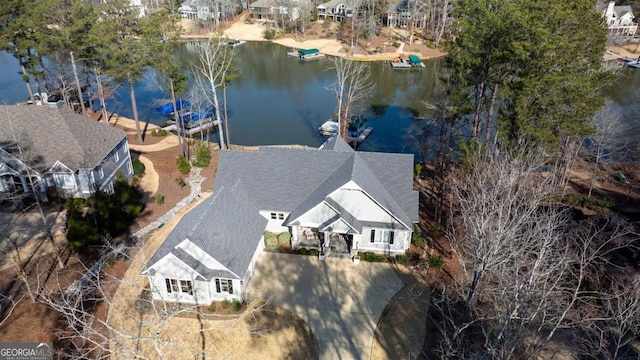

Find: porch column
<box><xmin>19</xmin><ymin>176</ymin><xmax>29</xmax><ymax>193</ymax></box>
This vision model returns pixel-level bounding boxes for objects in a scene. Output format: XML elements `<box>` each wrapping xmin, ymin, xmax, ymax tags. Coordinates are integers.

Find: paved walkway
<box><xmin>246</xmin><ymin>253</ymin><xmax>403</xmax><ymax>360</ymax></box>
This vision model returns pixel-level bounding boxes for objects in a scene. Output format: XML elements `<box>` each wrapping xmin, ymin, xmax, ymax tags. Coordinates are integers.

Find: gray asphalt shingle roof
<box><xmin>145</xmin><ymin>180</ymin><xmax>268</xmax><ymax>279</ymax></box>
<box><xmin>147</xmin><ymin>136</ymin><xmax>418</xmax><ymax>279</ymax></box>
<box><xmin>216</xmin><ymin>136</ymin><xmax>419</xmax><ymax>226</ymax></box>
<box><xmin>0</xmin><ymin>105</ymin><xmax>126</xmax><ymax>171</ymax></box>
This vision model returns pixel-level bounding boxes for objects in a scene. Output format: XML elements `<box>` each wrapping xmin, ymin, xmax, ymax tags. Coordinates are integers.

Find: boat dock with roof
<box><xmin>288</xmin><ymin>48</ymin><xmax>325</xmax><ymax>61</ymax></box>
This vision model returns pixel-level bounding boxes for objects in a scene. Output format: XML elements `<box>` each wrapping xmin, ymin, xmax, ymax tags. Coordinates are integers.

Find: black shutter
<box><xmin>165</xmin><ymin>279</ymin><xmax>172</xmax><ymax>293</ymax></box>
<box><xmin>215</xmin><ymin>279</ymin><xmax>221</xmax><ymax>293</ymax></box>
<box><xmin>389</xmin><ymin>231</ymin><xmax>395</xmax><ymax>245</ymax></box>
<box><xmin>370</xmin><ymin>229</ymin><xmax>375</xmax><ymax>243</ymax></box>
<box><xmin>228</xmin><ymin>280</ymin><xmax>233</xmax><ymax>294</ymax></box>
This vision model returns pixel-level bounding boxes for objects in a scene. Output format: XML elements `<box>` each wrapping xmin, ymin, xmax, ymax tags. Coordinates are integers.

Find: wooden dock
<box><xmin>163</xmin><ymin>119</ymin><xmax>222</xmax><ymax>136</ymax></box>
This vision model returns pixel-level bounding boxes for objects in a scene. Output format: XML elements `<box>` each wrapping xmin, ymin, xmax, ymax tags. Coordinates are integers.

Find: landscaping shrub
<box><xmin>66</xmin><ymin>175</ymin><xmax>144</xmax><ymax>253</ymax></box>
<box><xmin>428</xmin><ymin>254</ymin><xmax>445</xmax><ymax>269</ymax></box>
<box><xmin>363</xmin><ymin>252</ymin><xmax>385</xmax><ymax>262</ymax></box>
<box><xmin>392</xmin><ymin>41</ymin><xmax>401</xmax><ymax>48</ymax></box>
<box><xmin>175</xmin><ymin>177</ymin><xmax>186</xmax><ymax>189</ymax></box>
<box><xmin>432</xmin><ymin>223</ymin><xmax>444</xmax><ymax>238</ymax></box>
<box><xmin>414</xmin><ymin>163</ymin><xmax>422</xmax><ymax>179</ymax></box>
<box><xmin>132</xmin><ymin>157</ymin><xmax>145</xmax><ymax>176</ymax></box>
<box><xmin>221</xmin><ymin>299</ymin><xmax>231</xmax><ymax>309</ymax></box>
<box><xmin>264</xmin><ymin>29</ymin><xmax>277</xmax><ymax>39</ymax></box>
<box><xmin>309</xmin><ymin>249</ymin><xmax>319</xmax><ymax>256</ymax></box>
<box><xmin>299</xmin><ymin>248</ymin><xmax>309</xmax><ymax>255</ymax></box>
<box><xmin>176</xmin><ymin>155</ymin><xmax>191</xmax><ymax>174</ymax></box>
<box><xmin>208</xmin><ymin>303</ymin><xmax>217</xmax><ymax>312</ymax></box>
<box><xmin>232</xmin><ymin>300</ymin><xmax>242</xmax><ymax>312</ymax></box>
<box><xmin>264</xmin><ymin>231</ymin><xmax>278</xmax><ymax>247</ymax></box>
<box><xmin>151</xmin><ymin>128</ymin><xmax>167</xmax><ymax>137</ymax></box>
<box><xmin>192</xmin><ymin>141</ymin><xmax>211</xmax><ymax>168</ymax></box>
<box><xmin>396</xmin><ymin>254</ymin><xmax>408</xmax><ymax>265</ymax></box>
<box><xmin>278</xmin><ymin>232</ymin><xmax>292</xmax><ymax>245</ymax></box>
<box><xmin>155</xmin><ymin>194</ymin><xmax>165</xmax><ymax>205</ymax></box>
<box><xmin>412</xmin><ymin>226</ymin><xmax>424</xmax><ymax>247</ymax></box>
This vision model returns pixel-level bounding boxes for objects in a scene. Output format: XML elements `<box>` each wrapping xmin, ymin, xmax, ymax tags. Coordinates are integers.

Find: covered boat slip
<box><xmin>287</xmin><ymin>48</ymin><xmax>325</xmax><ymax>60</ymax></box>
<box><xmin>390</xmin><ymin>54</ymin><xmax>425</xmax><ymax>69</ymax></box>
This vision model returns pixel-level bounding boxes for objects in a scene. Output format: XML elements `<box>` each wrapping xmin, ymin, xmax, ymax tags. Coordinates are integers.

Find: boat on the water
<box><xmin>318</xmin><ymin>115</ymin><xmax>373</xmax><ymax>145</ymax></box>
<box><xmin>178</xmin><ymin>107</ymin><xmax>216</xmax><ymax>129</ymax></box>
<box><xmin>226</xmin><ymin>39</ymin><xmax>246</xmax><ymax>47</ymax></box>
<box><xmin>390</xmin><ymin>54</ymin><xmax>425</xmax><ymax>69</ymax></box>
<box><xmin>155</xmin><ymin>99</ymin><xmax>191</xmax><ymax>116</ymax></box>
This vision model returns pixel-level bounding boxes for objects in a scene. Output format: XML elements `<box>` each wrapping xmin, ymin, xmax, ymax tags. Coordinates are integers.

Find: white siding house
<box><xmin>601</xmin><ymin>1</ymin><xmax>638</xmax><ymax>39</ymax></box>
<box><xmin>0</xmin><ymin>106</ymin><xmax>132</xmax><ymax>201</ymax></box>
<box><xmin>142</xmin><ymin>136</ymin><xmax>419</xmax><ymax>305</ymax></box>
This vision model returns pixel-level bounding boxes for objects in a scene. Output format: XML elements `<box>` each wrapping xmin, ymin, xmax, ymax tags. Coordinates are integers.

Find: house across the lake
<box><xmin>142</xmin><ymin>136</ymin><xmax>419</xmax><ymax>305</ymax></box>
<box><xmin>0</xmin><ymin>105</ymin><xmax>133</xmax><ymax>201</ymax></box>
<box><xmin>599</xmin><ymin>1</ymin><xmax>638</xmax><ymax>39</ymax></box>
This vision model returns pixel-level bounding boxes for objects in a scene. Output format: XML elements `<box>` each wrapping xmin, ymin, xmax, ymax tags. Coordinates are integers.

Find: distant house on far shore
<box><xmin>179</xmin><ymin>0</ymin><xmax>216</xmax><ymax>20</ymax></box>
<box><xmin>0</xmin><ymin>106</ymin><xmax>133</xmax><ymax>201</ymax></box>
<box><xmin>599</xmin><ymin>1</ymin><xmax>638</xmax><ymax>39</ymax></box>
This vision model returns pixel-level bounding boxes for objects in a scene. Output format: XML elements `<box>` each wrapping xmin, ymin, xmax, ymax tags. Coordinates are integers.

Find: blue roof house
<box><xmin>141</xmin><ymin>136</ymin><xmax>419</xmax><ymax>305</ymax></box>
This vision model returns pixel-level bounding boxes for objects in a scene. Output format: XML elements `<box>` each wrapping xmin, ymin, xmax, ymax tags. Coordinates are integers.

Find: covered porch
<box><xmin>293</xmin><ymin>227</ymin><xmax>356</xmax><ymax>258</ymax></box>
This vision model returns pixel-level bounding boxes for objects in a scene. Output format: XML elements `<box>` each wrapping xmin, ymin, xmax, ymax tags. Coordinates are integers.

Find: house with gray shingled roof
<box><xmin>142</xmin><ymin>136</ymin><xmax>418</xmax><ymax>304</ymax></box>
<box><xmin>600</xmin><ymin>1</ymin><xmax>638</xmax><ymax>39</ymax></box>
<box><xmin>0</xmin><ymin>105</ymin><xmax>133</xmax><ymax>200</ymax></box>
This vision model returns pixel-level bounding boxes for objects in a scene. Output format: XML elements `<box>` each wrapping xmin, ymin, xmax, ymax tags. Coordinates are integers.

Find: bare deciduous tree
<box><xmin>432</xmin><ymin>146</ymin><xmax>640</xmax><ymax>359</ymax></box>
<box><xmin>327</xmin><ymin>57</ymin><xmax>373</xmax><ymax>137</ymax></box>
<box><xmin>34</xmin><ymin>242</ymin><xmax>267</xmax><ymax>359</ymax></box>
<box><xmin>192</xmin><ymin>35</ymin><xmax>237</xmax><ymax>149</ymax></box>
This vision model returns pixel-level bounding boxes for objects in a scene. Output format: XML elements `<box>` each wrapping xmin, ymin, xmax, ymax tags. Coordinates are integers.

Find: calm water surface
<box><xmin>1</xmin><ymin>43</ymin><xmax>637</xmax><ymax>157</ymax></box>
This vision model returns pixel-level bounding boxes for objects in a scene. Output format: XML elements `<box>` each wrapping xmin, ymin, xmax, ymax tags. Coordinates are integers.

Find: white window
<box><xmin>370</xmin><ymin>229</ymin><xmax>395</xmax><ymax>244</ymax></box>
<box><xmin>115</xmin><ymin>151</ymin><xmax>119</xmax><ymax>162</ymax></box>
<box><xmin>98</xmin><ymin>167</ymin><xmax>104</xmax><ymax>178</ymax></box>
<box><xmin>127</xmin><ymin>161</ymin><xmax>133</xmax><ymax>176</ymax></box>
<box><xmin>165</xmin><ymin>278</ymin><xmax>193</xmax><ymax>295</ymax></box>
<box><xmin>54</xmin><ymin>173</ymin><xmax>75</xmax><ymax>189</ymax></box>
<box><xmin>215</xmin><ymin>279</ymin><xmax>233</xmax><ymax>294</ymax></box>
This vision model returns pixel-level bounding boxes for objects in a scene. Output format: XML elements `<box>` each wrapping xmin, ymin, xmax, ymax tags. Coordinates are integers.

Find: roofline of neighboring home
<box><xmin>0</xmin><ymin>148</ymin><xmax>43</xmax><ymax>176</ymax></box>
<box><xmin>91</xmin><ymin>136</ymin><xmax>127</xmax><ymax>171</ymax></box>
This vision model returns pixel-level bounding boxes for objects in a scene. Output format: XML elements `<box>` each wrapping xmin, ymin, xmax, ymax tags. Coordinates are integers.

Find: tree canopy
<box><xmin>446</xmin><ymin>0</ymin><xmax>610</xmax><ymax>150</ymax></box>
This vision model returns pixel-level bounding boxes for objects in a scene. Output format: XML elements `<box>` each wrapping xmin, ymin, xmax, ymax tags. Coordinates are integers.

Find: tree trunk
<box><xmin>485</xmin><ymin>83</ymin><xmax>499</xmax><ymax>146</ymax></box>
<box><xmin>224</xmin><ymin>85</ymin><xmax>230</xmax><ymax>147</ymax></box>
<box><xmin>70</xmin><ymin>52</ymin><xmax>87</xmax><ymax>116</ymax></box>
<box><xmin>15</xmin><ymin>46</ymin><xmax>35</xmax><ymax>104</ymax></box>
<box><xmin>94</xmin><ymin>66</ymin><xmax>109</xmax><ymax>124</ymax></box>
<box><xmin>127</xmin><ymin>72</ymin><xmax>143</xmax><ymax>143</ymax></box>
<box><xmin>472</xmin><ymin>80</ymin><xmax>486</xmax><ymax>141</ymax></box>
<box><xmin>169</xmin><ymin>79</ymin><xmax>186</xmax><ymax>156</ymax></box>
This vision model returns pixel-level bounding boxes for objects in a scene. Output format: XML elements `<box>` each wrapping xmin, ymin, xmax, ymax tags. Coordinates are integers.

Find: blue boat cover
<box><xmin>155</xmin><ymin>99</ymin><xmax>191</xmax><ymax>115</ymax></box>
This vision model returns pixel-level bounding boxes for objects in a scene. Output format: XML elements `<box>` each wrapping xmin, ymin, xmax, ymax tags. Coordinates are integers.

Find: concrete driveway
<box><xmin>246</xmin><ymin>253</ymin><xmax>403</xmax><ymax>360</ymax></box>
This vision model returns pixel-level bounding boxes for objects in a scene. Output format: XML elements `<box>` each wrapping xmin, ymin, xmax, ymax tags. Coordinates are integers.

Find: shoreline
<box><xmin>182</xmin><ymin>17</ymin><xmax>447</xmax><ymax>61</ymax></box>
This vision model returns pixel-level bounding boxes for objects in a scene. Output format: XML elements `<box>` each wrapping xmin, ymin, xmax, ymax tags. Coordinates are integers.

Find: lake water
<box><xmin>1</xmin><ymin>42</ymin><xmax>637</xmax><ymax>158</ymax></box>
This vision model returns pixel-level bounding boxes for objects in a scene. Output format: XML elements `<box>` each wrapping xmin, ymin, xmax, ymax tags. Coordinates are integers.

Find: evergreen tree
<box><xmin>446</xmin><ymin>0</ymin><xmax>610</xmax><ymax>150</ymax></box>
<box><xmin>91</xmin><ymin>0</ymin><xmax>150</xmax><ymax>142</ymax></box>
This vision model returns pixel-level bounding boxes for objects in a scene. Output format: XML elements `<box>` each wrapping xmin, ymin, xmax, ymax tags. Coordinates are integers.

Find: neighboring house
<box><xmin>0</xmin><ymin>105</ymin><xmax>133</xmax><ymax>201</ymax></box>
<box><xmin>179</xmin><ymin>0</ymin><xmax>215</xmax><ymax>20</ymax></box>
<box><xmin>130</xmin><ymin>0</ymin><xmax>146</xmax><ymax>18</ymax></box>
<box><xmin>248</xmin><ymin>0</ymin><xmax>300</xmax><ymax>21</ymax></box>
<box><xmin>317</xmin><ymin>0</ymin><xmax>355</xmax><ymax>21</ymax></box>
<box><xmin>142</xmin><ymin>136</ymin><xmax>419</xmax><ymax>304</ymax></box>
<box><xmin>600</xmin><ymin>1</ymin><xmax>638</xmax><ymax>38</ymax></box>
<box><xmin>383</xmin><ymin>0</ymin><xmax>428</xmax><ymax>29</ymax></box>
